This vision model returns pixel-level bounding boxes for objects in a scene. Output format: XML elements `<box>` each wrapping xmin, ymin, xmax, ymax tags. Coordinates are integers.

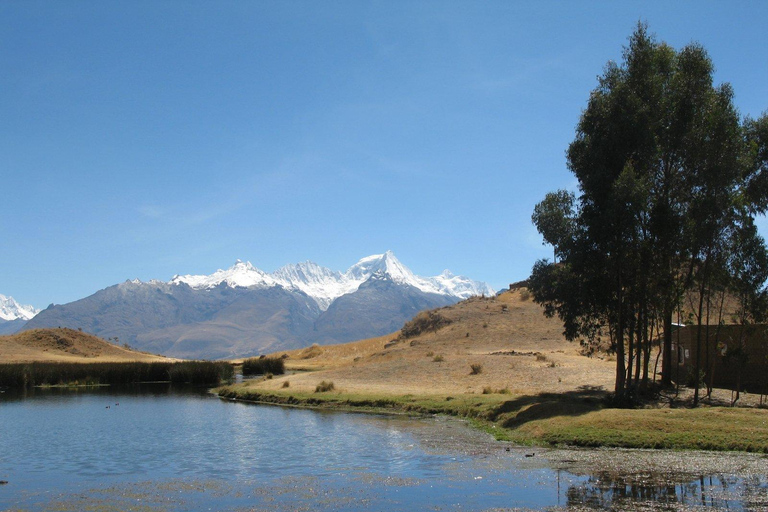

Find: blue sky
<box><xmin>2</xmin><ymin>1</ymin><xmax>767</xmax><ymax>309</ymax></box>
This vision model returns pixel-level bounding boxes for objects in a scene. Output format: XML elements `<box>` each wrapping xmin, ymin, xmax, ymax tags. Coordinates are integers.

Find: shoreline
<box><xmin>216</xmin><ymin>384</ymin><xmax>768</xmax><ymax>453</ymax></box>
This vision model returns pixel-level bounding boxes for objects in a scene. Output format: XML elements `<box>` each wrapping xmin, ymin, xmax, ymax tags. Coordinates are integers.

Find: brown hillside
<box><xmin>0</xmin><ymin>328</ymin><xmax>174</xmax><ymax>363</ymax></box>
<box><xmin>251</xmin><ymin>289</ymin><xmax>617</xmax><ymax>397</ymax></box>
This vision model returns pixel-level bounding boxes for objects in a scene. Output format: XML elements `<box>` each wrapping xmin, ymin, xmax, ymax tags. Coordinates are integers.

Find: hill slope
<box><xmin>0</xmin><ymin>328</ymin><xmax>174</xmax><ymax>363</ymax></box>
<box><xmin>253</xmin><ymin>288</ymin><xmax>616</xmax><ymax>396</ymax></box>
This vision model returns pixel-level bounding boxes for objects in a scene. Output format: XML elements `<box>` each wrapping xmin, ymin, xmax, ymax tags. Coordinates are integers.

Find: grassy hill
<box><xmin>0</xmin><ymin>328</ymin><xmax>174</xmax><ymax>363</ymax></box>
<box><xmin>238</xmin><ymin>288</ymin><xmax>616</xmax><ymax>396</ymax></box>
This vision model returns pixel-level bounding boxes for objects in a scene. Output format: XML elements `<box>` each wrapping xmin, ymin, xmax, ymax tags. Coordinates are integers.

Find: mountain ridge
<box><xmin>170</xmin><ymin>251</ymin><xmax>494</xmax><ymax>311</ymax></box>
<box><xmin>22</xmin><ymin>252</ymin><xmax>495</xmax><ymax>359</ymax></box>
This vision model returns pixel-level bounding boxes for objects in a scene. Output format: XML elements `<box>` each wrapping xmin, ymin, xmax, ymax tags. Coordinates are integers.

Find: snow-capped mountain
<box><xmin>171</xmin><ymin>251</ymin><xmax>494</xmax><ymax>311</ymax></box>
<box><xmin>24</xmin><ymin>252</ymin><xmax>495</xmax><ymax>359</ymax></box>
<box><xmin>0</xmin><ymin>294</ymin><xmax>39</xmax><ymax>322</ymax></box>
<box><xmin>0</xmin><ymin>294</ymin><xmax>39</xmax><ymax>334</ymax></box>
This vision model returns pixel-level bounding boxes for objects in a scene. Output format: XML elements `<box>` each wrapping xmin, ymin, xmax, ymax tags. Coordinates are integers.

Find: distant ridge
<box><xmin>171</xmin><ymin>251</ymin><xmax>496</xmax><ymax>310</ymax></box>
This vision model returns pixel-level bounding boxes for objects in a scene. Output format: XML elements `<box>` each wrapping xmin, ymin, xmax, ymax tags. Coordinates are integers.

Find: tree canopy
<box><xmin>529</xmin><ymin>23</ymin><xmax>768</xmax><ymax>402</ymax></box>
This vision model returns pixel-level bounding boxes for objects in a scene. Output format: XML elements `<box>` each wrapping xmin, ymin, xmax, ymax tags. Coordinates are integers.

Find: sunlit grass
<box><xmin>216</xmin><ymin>383</ymin><xmax>768</xmax><ymax>452</ymax></box>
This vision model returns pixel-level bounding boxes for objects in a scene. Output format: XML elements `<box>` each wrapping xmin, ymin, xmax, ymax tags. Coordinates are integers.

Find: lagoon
<box><xmin>1</xmin><ymin>385</ymin><xmax>766</xmax><ymax>511</ymax></box>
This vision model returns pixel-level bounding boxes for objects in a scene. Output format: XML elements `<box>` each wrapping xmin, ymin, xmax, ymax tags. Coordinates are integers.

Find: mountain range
<box><xmin>22</xmin><ymin>252</ymin><xmax>494</xmax><ymax>359</ymax></box>
<box><xmin>0</xmin><ymin>294</ymin><xmax>39</xmax><ymax>335</ymax></box>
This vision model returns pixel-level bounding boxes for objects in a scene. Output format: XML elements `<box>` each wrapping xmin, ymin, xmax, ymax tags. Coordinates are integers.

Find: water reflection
<box><xmin>1</xmin><ymin>386</ymin><xmax>766</xmax><ymax>511</ymax></box>
<box><xmin>565</xmin><ymin>471</ymin><xmax>768</xmax><ymax>510</ymax></box>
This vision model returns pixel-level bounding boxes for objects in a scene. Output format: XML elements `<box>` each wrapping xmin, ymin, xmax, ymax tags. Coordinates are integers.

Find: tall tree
<box><xmin>530</xmin><ymin>23</ymin><xmax>768</xmax><ymax>400</ymax></box>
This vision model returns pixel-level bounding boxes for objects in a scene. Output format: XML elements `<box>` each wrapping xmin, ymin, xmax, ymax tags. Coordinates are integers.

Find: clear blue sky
<box><xmin>2</xmin><ymin>1</ymin><xmax>767</xmax><ymax>309</ymax></box>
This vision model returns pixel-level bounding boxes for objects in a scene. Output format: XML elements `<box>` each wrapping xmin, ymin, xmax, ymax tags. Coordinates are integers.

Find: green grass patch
<box><xmin>216</xmin><ymin>384</ymin><xmax>768</xmax><ymax>453</ymax></box>
<box><xmin>520</xmin><ymin>407</ymin><xmax>768</xmax><ymax>452</ymax></box>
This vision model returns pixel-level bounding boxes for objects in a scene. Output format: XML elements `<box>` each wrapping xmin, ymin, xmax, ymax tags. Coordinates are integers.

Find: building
<box><xmin>670</xmin><ymin>324</ymin><xmax>768</xmax><ymax>394</ymax></box>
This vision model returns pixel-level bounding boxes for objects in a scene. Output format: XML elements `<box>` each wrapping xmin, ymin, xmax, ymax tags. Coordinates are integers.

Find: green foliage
<box><xmin>432</xmin><ymin>354</ymin><xmax>445</xmax><ymax>362</ymax></box>
<box><xmin>242</xmin><ymin>356</ymin><xmax>285</xmax><ymax>376</ymax></box>
<box><xmin>531</xmin><ymin>190</ymin><xmax>576</xmax><ymax>261</ymax></box>
<box><xmin>529</xmin><ymin>23</ymin><xmax>768</xmax><ymax>399</ymax></box>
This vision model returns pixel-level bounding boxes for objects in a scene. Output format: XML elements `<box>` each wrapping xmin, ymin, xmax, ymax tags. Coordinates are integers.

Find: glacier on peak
<box><xmin>0</xmin><ymin>294</ymin><xmax>39</xmax><ymax>321</ymax></box>
<box><xmin>168</xmin><ymin>251</ymin><xmax>495</xmax><ymax>311</ymax></box>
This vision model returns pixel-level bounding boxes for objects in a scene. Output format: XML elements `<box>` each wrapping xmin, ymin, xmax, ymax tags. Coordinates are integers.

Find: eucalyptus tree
<box><xmin>530</xmin><ymin>23</ymin><xmax>768</xmax><ymax>400</ymax></box>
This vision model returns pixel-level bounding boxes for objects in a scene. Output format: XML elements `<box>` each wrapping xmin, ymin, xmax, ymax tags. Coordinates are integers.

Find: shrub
<box><xmin>400</xmin><ymin>310</ymin><xmax>451</xmax><ymax>338</ymax></box>
<box><xmin>298</xmin><ymin>344</ymin><xmax>323</xmax><ymax>359</ymax></box>
<box><xmin>432</xmin><ymin>355</ymin><xmax>445</xmax><ymax>362</ymax></box>
<box><xmin>426</xmin><ymin>351</ymin><xmax>434</xmax><ymax>357</ymax></box>
<box><xmin>519</xmin><ymin>289</ymin><xmax>530</xmax><ymax>301</ymax></box>
<box><xmin>470</xmin><ymin>363</ymin><xmax>483</xmax><ymax>375</ymax></box>
<box><xmin>242</xmin><ymin>356</ymin><xmax>285</xmax><ymax>376</ymax></box>
<box><xmin>282</xmin><ymin>380</ymin><xmax>290</xmax><ymax>388</ymax></box>
<box><xmin>482</xmin><ymin>386</ymin><xmax>492</xmax><ymax>394</ymax></box>
<box><xmin>535</xmin><ymin>353</ymin><xmax>547</xmax><ymax>362</ymax></box>
<box><xmin>315</xmin><ymin>380</ymin><xmax>335</xmax><ymax>392</ymax></box>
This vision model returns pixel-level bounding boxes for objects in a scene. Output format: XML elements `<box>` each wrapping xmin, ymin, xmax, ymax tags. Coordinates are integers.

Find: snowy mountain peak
<box><xmin>0</xmin><ymin>294</ymin><xmax>39</xmax><ymax>321</ymax></box>
<box><xmin>346</xmin><ymin>251</ymin><xmax>417</xmax><ymax>285</ymax></box>
<box><xmin>166</xmin><ymin>252</ymin><xmax>494</xmax><ymax>311</ymax></box>
<box><xmin>171</xmin><ymin>260</ymin><xmax>275</xmax><ymax>289</ymax></box>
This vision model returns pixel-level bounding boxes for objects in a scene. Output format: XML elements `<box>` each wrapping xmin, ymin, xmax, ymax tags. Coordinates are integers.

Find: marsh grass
<box><xmin>242</xmin><ymin>356</ymin><xmax>285</xmax><ymax>376</ymax></box>
<box><xmin>0</xmin><ymin>361</ymin><xmax>233</xmax><ymax>388</ymax></box>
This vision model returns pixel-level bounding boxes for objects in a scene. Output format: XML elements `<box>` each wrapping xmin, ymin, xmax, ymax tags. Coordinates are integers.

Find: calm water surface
<box><xmin>1</xmin><ymin>385</ymin><xmax>766</xmax><ymax>511</ymax></box>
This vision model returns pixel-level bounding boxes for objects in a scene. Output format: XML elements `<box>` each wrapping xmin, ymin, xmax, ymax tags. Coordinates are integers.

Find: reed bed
<box><xmin>241</xmin><ymin>356</ymin><xmax>285</xmax><ymax>376</ymax></box>
<box><xmin>0</xmin><ymin>361</ymin><xmax>234</xmax><ymax>388</ymax></box>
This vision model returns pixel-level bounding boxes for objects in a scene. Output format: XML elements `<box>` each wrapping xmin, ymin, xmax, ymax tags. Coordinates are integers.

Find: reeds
<box><xmin>241</xmin><ymin>356</ymin><xmax>285</xmax><ymax>376</ymax></box>
<box><xmin>0</xmin><ymin>361</ymin><xmax>233</xmax><ymax>388</ymax></box>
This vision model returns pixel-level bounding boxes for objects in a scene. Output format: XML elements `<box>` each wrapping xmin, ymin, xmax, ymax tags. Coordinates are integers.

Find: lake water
<box><xmin>1</xmin><ymin>385</ymin><xmax>766</xmax><ymax>511</ymax></box>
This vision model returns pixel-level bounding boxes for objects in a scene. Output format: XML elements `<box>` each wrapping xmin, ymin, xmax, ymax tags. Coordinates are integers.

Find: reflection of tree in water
<box><xmin>566</xmin><ymin>472</ymin><xmax>767</xmax><ymax>510</ymax></box>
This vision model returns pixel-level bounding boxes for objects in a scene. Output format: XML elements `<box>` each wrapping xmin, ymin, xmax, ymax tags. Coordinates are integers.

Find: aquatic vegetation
<box><xmin>242</xmin><ymin>356</ymin><xmax>285</xmax><ymax>376</ymax></box>
<box><xmin>0</xmin><ymin>361</ymin><xmax>233</xmax><ymax>388</ymax></box>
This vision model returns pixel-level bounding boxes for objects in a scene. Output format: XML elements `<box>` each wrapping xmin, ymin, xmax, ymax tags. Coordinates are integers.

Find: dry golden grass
<box><xmin>219</xmin><ymin>289</ymin><xmax>768</xmax><ymax>452</ymax></box>
<box><xmin>236</xmin><ymin>289</ymin><xmax>616</xmax><ymax>398</ymax></box>
<box><xmin>0</xmin><ymin>328</ymin><xmax>174</xmax><ymax>363</ymax></box>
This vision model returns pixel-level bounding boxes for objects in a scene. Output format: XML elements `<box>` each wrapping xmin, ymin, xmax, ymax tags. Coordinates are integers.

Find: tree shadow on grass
<box><xmin>490</xmin><ymin>385</ymin><xmax>608</xmax><ymax>428</ymax></box>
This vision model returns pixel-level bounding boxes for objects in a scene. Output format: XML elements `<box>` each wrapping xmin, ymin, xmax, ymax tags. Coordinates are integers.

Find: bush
<box><xmin>482</xmin><ymin>386</ymin><xmax>493</xmax><ymax>394</ymax></box>
<box><xmin>315</xmin><ymin>380</ymin><xmax>335</xmax><ymax>392</ymax></box>
<box><xmin>536</xmin><ymin>353</ymin><xmax>547</xmax><ymax>362</ymax></box>
<box><xmin>470</xmin><ymin>363</ymin><xmax>483</xmax><ymax>375</ymax></box>
<box><xmin>242</xmin><ymin>356</ymin><xmax>285</xmax><ymax>376</ymax></box>
<box><xmin>400</xmin><ymin>310</ymin><xmax>451</xmax><ymax>338</ymax></box>
<box><xmin>519</xmin><ymin>289</ymin><xmax>530</xmax><ymax>301</ymax></box>
<box><xmin>282</xmin><ymin>380</ymin><xmax>290</xmax><ymax>388</ymax></box>
<box><xmin>432</xmin><ymin>355</ymin><xmax>445</xmax><ymax>362</ymax></box>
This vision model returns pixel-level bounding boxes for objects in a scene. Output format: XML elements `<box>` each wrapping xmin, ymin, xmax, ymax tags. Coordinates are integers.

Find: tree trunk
<box><xmin>662</xmin><ymin>310</ymin><xmax>673</xmax><ymax>386</ymax></box>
